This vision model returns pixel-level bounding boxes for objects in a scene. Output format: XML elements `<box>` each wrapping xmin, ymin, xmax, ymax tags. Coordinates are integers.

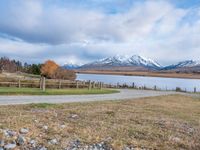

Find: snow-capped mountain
<box><xmin>63</xmin><ymin>56</ymin><xmax>200</xmax><ymax>72</ymax></box>
<box><xmin>63</xmin><ymin>63</ymin><xmax>80</xmax><ymax>70</ymax></box>
<box><xmin>81</xmin><ymin>55</ymin><xmax>161</xmax><ymax>70</ymax></box>
<box><xmin>163</xmin><ymin>60</ymin><xmax>200</xmax><ymax>70</ymax></box>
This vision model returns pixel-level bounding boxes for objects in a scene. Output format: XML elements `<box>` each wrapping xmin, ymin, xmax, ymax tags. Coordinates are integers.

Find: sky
<box><xmin>0</xmin><ymin>0</ymin><xmax>200</xmax><ymax>66</ymax></box>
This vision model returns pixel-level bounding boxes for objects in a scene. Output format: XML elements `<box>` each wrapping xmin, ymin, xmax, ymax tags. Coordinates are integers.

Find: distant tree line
<box><xmin>0</xmin><ymin>57</ymin><xmax>76</xmax><ymax>80</ymax></box>
<box><xmin>0</xmin><ymin>57</ymin><xmax>41</xmax><ymax>74</ymax></box>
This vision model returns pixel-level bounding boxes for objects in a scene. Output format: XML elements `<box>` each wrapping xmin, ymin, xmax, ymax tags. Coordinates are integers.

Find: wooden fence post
<box><xmin>42</xmin><ymin>77</ymin><xmax>46</xmax><ymax>91</ymax></box>
<box><xmin>76</xmin><ymin>81</ymin><xmax>79</xmax><ymax>89</ymax></box>
<box><xmin>59</xmin><ymin>80</ymin><xmax>62</xmax><ymax>89</ymax></box>
<box><xmin>117</xmin><ymin>82</ymin><xmax>119</xmax><ymax>88</ymax></box>
<box><xmin>39</xmin><ymin>77</ymin><xmax>42</xmax><ymax>89</ymax></box>
<box><xmin>100</xmin><ymin>82</ymin><xmax>103</xmax><ymax>90</ymax></box>
<box><xmin>88</xmin><ymin>80</ymin><xmax>91</xmax><ymax>90</ymax></box>
<box><xmin>92</xmin><ymin>82</ymin><xmax>95</xmax><ymax>89</ymax></box>
<box><xmin>18</xmin><ymin>79</ymin><xmax>21</xmax><ymax>88</ymax></box>
<box><xmin>132</xmin><ymin>82</ymin><xmax>135</xmax><ymax>88</ymax></box>
<box><xmin>194</xmin><ymin>87</ymin><xmax>196</xmax><ymax>93</ymax></box>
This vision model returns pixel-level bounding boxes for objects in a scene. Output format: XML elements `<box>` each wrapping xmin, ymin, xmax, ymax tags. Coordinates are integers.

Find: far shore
<box><xmin>76</xmin><ymin>70</ymin><xmax>200</xmax><ymax>79</ymax></box>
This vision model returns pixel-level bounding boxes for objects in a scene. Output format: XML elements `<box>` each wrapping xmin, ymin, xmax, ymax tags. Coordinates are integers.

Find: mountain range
<box><xmin>63</xmin><ymin>55</ymin><xmax>200</xmax><ymax>72</ymax></box>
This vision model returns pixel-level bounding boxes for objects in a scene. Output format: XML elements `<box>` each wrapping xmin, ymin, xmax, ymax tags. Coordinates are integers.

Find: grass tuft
<box><xmin>29</xmin><ymin>103</ymin><xmax>58</xmax><ymax>109</ymax></box>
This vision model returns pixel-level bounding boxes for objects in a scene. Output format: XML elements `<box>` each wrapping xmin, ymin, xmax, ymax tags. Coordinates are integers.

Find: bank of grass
<box><xmin>0</xmin><ymin>95</ymin><xmax>200</xmax><ymax>149</ymax></box>
<box><xmin>0</xmin><ymin>87</ymin><xmax>118</xmax><ymax>95</ymax></box>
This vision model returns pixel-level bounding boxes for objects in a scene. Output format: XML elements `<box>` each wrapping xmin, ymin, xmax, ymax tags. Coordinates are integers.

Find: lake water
<box><xmin>77</xmin><ymin>73</ymin><xmax>200</xmax><ymax>92</ymax></box>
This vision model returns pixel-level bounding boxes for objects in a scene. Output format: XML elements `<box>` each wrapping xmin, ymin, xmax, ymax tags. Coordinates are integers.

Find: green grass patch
<box><xmin>28</xmin><ymin>103</ymin><xmax>58</xmax><ymax>109</ymax></box>
<box><xmin>0</xmin><ymin>87</ymin><xmax>118</xmax><ymax>95</ymax></box>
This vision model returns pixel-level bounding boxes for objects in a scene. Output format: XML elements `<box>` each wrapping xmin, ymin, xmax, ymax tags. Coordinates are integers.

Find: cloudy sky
<box><xmin>0</xmin><ymin>0</ymin><xmax>200</xmax><ymax>65</ymax></box>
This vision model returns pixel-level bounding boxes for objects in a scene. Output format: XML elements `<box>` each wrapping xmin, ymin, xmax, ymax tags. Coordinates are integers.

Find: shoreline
<box><xmin>76</xmin><ymin>70</ymin><xmax>200</xmax><ymax>80</ymax></box>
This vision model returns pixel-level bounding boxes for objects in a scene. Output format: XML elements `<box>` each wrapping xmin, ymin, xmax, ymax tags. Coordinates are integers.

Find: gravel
<box><xmin>48</xmin><ymin>139</ymin><xmax>58</xmax><ymax>145</ymax></box>
<box><xmin>16</xmin><ymin>135</ymin><xmax>26</xmax><ymax>145</ymax></box>
<box><xmin>4</xmin><ymin>142</ymin><xmax>17</xmax><ymax>149</ymax></box>
<box><xmin>19</xmin><ymin>128</ymin><xmax>29</xmax><ymax>134</ymax></box>
<box><xmin>42</xmin><ymin>126</ymin><xmax>48</xmax><ymax>130</ymax></box>
<box><xmin>0</xmin><ymin>140</ymin><xmax>4</xmax><ymax>147</ymax></box>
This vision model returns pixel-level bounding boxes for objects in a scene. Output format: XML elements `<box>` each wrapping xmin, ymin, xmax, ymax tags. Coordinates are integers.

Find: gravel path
<box><xmin>0</xmin><ymin>89</ymin><xmax>180</xmax><ymax>105</ymax></box>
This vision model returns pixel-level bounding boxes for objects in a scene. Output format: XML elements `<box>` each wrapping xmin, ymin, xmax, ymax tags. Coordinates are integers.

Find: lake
<box><xmin>77</xmin><ymin>73</ymin><xmax>200</xmax><ymax>92</ymax></box>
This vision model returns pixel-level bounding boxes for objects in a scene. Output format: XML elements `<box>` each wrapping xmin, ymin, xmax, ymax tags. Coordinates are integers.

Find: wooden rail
<box><xmin>0</xmin><ymin>77</ymin><xmax>109</xmax><ymax>90</ymax></box>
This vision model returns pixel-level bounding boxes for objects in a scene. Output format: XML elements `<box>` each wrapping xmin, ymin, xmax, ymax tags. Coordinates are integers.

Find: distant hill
<box><xmin>162</xmin><ymin>60</ymin><xmax>200</xmax><ymax>73</ymax></box>
<box><xmin>163</xmin><ymin>60</ymin><xmax>200</xmax><ymax>70</ymax></box>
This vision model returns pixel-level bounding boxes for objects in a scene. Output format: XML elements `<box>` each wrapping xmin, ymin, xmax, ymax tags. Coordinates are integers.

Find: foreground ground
<box><xmin>0</xmin><ymin>95</ymin><xmax>199</xmax><ymax>150</ymax></box>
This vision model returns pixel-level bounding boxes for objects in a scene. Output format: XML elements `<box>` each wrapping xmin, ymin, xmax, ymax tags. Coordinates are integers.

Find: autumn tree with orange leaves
<box><xmin>41</xmin><ymin>60</ymin><xmax>76</xmax><ymax>80</ymax></box>
<box><xmin>41</xmin><ymin>60</ymin><xmax>59</xmax><ymax>78</ymax></box>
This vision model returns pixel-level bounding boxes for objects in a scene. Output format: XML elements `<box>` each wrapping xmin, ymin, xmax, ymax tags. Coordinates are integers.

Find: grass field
<box><xmin>0</xmin><ymin>95</ymin><xmax>199</xmax><ymax>149</ymax></box>
<box><xmin>0</xmin><ymin>87</ymin><xmax>118</xmax><ymax>95</ymax></box>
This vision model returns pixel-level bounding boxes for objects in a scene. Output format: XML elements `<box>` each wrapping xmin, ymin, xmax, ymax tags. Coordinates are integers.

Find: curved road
<box><xmin>0</xmin><ymin>89</ymin><xmax>180</xmax><ymax>105</ymax></box>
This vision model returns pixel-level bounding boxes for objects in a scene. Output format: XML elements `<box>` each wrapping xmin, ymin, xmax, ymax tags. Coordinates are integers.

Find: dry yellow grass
<box><xmin>0</xmin><ymin>95</ymin><xmax>200</xmax><ymax>149</ymax></box>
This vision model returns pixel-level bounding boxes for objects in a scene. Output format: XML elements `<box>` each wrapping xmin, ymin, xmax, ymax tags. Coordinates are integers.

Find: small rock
<box><xmin>188</xmin><ymin>127</ymin><xmax>195</xmax><ymax>134</ymax></box>
<box><xmin>169</xmin><ymin>136</ymin><xmax>181</xmax><ymax>143</ymax></box>
<box><xmin>34</xmin><ymin>119</ymin><xmax>39</xmax><ymax>123</ymax></box>
<box><xmin>38</xmin><ymin>146</ymin><xmax>47</xmax><ymax>150</ymax></box>
<box><xmin>60</xmin><ymin>125</ymin><xmax>66</xmax><ymax>129</ymax></box>
<box><xmin>0</xmin><ymin>140</ymin><xmax>4</xmax><ymax>147</ymax></box>
<box><xmin>123</xmin><ymin>147</ymin><xmax>135</xmax><ymax>150</ymax></box>
<box><xmin>4</xmin><ymin>142</ymin><xmax>16</xmax><ymax>149</ymax></box>
<box><xmin>29</xmin><ymin>139</ymin><xmax>36</xmax><ymax>147</ymax></box>
<box><xmin>48</xmin><ymin>139</ymin><xmax>58</xmax><ymax>145</ymax></box>
<box><xmin>67</xmin><ymin>139</ymin><xmax>81</xmax><ymax>149</ymax></box>
<box><xmin>86</xmin><ymin>141</ymin><xmax>113</xmax><ymax>150</ymax></box>
<box><xmin>104</xmin><ymin>137</ymin><xmax>112</xmax><ymax>142</ymax></box>
<box><xmin>16</xmin><ymin>135</ymin><xmax>26</xmax><ymax>145</ymax></box>
<box><xmin>43</xmin><ymin>126</ymin><xmax>48</xmax><ymax>130</ymax></box>
<box><xmin>19</xmin><ymin>128</ymin><xmax>29</xmax><ymax>134</ymax></box>
<box><xmin>69</xmin><ymin>114</ymin><xmax>79</xmax><ymax>119</ymax></box>
<box><xmin>5</xmin><ymin>130</ymin><xmax>17</xmax><ymax>137</ymax></box>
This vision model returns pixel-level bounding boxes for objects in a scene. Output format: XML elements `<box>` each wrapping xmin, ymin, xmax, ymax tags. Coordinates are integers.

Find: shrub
<box><xmin>54</xmin><ymin>67</ymin><xmax>76</xmax><ymax>80</ymax></box>
<box><xmin>176</xmin><ymin>87</ymin><xmax>182</xmax><ymax>92</ymax></box>
<box><xmin>40</xmin><ymin>60</ymin><xmax>59</xmax><ymax>78</ymax></box>
<box><xmin>40</xmin><ymin>60</ymin><xmax>76</xmax><ymax>80</ymax></box>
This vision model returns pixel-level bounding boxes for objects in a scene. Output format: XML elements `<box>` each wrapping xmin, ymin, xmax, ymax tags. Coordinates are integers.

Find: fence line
<box><xmin>0</xmin><ymin>77</ymin><xmax>198</xmax><ymax>93</ymax></box>
<box><xmin>0</xmin><ymin>77</ymin><xmax>113</xmax><ymax>90</ymax></box>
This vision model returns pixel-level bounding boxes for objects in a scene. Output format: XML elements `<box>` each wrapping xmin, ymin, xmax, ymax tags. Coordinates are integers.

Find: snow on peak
<box><xmin>63</xmin><ymin>62</ymin><xmax>81</xmax><ymax>69</ymax></box>
<box><xmin>89</xmin><ymin>55</ymin><xmax>161</xmax><ymax>68</ymax></box>
<box><xmin>175</xmin><ymin>60</ymin><xmax>200</xmax><ymax>67</ymax></box>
